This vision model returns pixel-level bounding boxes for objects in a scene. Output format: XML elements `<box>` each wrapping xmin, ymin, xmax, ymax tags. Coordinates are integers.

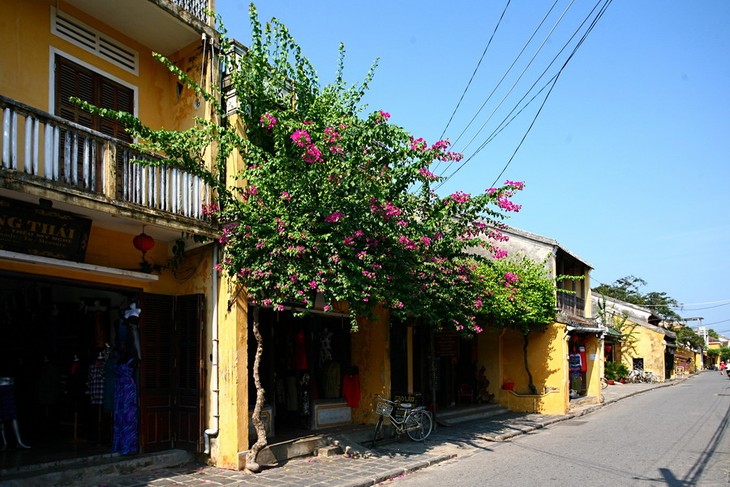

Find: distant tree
<box><xmin>593</xmin><ymin>275</ymin><xmax>646</xmax><ymax>305</ymax></box>
<box><xmin>675</xmin><ymin>325</ymin><xmax>705</xmax><ymax>350</ymax></box>
<box><xmin>592</xmin><ymin>275</ymin><xmax>681</xmax><ymax>321</ymax></box>
<box><xmin>708</xmin><ymin>329</ymin><xmax>720</xmax><ymax>339</ymax></box>
<box><xmin>720</xmin><ymin>347</ymin><xmax>730</xmax><ymax>362</ymax></box>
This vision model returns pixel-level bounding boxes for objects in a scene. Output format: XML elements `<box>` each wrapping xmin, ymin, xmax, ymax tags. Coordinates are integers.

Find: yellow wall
<box><xmin>619</xmin><ymin>324</ymin><xmax>666</xmax><ymax>379</ymax></box>
<box><xmin>479</xmin><ymin>324</ymin><xmax>570</xmax><ymax>415</ymax></box>
<box><xmin>350</xmin><ymin>307</ymin><xmax>390</xmax><ymax>424</ymax></box>
<box><xmin>0</xmin><ymin>0</ymin><xmax>206</xmax><ymax>132</ymax></box>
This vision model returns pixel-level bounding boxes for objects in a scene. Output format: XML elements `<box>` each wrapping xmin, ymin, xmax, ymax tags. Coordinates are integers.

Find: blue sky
<box><xmin>217</xmin><ymin>1</ymin><xmax>730</xmax><ymax>334</ymax></box>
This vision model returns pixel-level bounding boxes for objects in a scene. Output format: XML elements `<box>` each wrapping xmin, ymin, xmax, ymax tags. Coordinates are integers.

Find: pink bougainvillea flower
<box><xmin>325</xmin><ymin>211</ymin><xmax>346</xmax><ymax>223</ymax></box>
<box><xmin>504</xmin><ymin>272</ymin><xmax>519</xmax><ymax>285</ymax></box>
<box><xmin>302</xmin><ymin>144</ymin><xmax>323</xmax><ymax>163</ymax></box>
<box><xmin>291</xmin><ymin>129</ymin><xmax>311</xmax><ymax>147</ymax></box>
<box><xmin>259</xmin><ymin>113</ymin><xmax>277</xmax><ymax>129</ymax></box>
<box><xmin>448</xmin><ymin>191</ymin><xmax>471</xmax><ymax>204</ymax></box>
<box><xmin>375</xmin><ymin>110</ymin><xmax>390</xmax><ymax>123</ymax></box>
<box><xmin>418</xmin><ymin>167</ymin><xmax>438</xmax><ymax>180</ymax></box>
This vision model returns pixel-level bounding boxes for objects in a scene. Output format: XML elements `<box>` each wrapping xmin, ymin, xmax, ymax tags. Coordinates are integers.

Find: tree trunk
<box><xmin>522</xmin><ymin>333</ymin><xmax>538</xmax><ymax>395</ymax></box>
<box><xmin>246</xmin><ymin>306</ymin><xmax>267</xmax><ymax>473</ymax></box>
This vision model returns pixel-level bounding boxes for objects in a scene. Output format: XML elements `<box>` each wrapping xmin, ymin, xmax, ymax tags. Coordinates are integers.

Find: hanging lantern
<box><xmin>133</xmin><ymin>228</ymin><xmax>155</xmax><ymax>271</ymax></box>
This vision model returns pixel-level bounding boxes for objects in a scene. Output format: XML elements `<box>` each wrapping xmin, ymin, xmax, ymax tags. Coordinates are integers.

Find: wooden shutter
<box><xmin>54</xmin><ymin>55</ymin><xmax>133</xmax><ymax>142</ymax></box>
<box><xmin>139</xmin><ymin>293</ymin><xmax>174</xmax><ymax>452</ymax></box>
<box><xmin>139</xmin><ymin>293</ymin><xmax>205</xmax><ymax>453</ymax></box>
<box><xmin>174</xmin><ymin>294</ymin><xmax>205</xmax><ymax>452</ymax></box>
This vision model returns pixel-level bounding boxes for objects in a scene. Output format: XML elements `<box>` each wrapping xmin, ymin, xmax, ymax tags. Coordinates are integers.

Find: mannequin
<box><xmin>124</xmin><ymin>303</ymin><xmax>142</xmax><ymax>360</ymax></box>
<box><xmin>0</xmin><ymin>377</ymin><xmax>30</xmax><ymax>449</ymax></box>
<box><xmin>124</xmin><ymin>302</ymin><xmax>141</xmax><ymax>319</ymax></box>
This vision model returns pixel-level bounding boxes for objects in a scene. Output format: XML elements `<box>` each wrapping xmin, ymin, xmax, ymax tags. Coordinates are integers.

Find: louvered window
<box><xmin>55</xmin><ymin>54</ymin><xmax>133</xmax><ymax>141</ymax></box>
<box><xmin>52</xmin><ymin>8</ymin><xmax>138</xmax><ymax>75</ymax></box>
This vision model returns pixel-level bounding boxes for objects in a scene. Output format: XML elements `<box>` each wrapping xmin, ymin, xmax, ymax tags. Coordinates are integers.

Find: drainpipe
<box><xmin>204</xmin><ymin>244</ymin><xmax>220</xmax><ymax>455</ymax></box>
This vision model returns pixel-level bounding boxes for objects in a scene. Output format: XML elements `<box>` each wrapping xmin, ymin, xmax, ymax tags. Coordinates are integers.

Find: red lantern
<box><xmin>133</xmin><ymin>232</ymin><xmax>155</xmax><ymax>255</ymax></box>
<box><xmin>133</xmin><ymin>231</ymin><xmax>155</xmax><ymax>272</ymax></box>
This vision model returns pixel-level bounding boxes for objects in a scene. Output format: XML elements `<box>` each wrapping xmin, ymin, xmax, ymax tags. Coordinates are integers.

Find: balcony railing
<box><xmin>1</xmin><ymin>95</ymin><xmax>212</xmax><ymax>221</ymax></box>
<box><xmin>173</xmin><ymin>0</ymin><xmax>210</xmax><ymax>24</ymax></box>
<box><xmin>557</xmin><ymin>292</ymin><xmax>586</xmax><ymax>318</ymax></box>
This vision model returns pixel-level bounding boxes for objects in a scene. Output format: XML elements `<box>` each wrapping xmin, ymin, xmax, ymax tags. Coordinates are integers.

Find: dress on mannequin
<box><xmin>0</xmin><ymin>377</ymin><xmax>30</xmax><ymax>449</ymax></box>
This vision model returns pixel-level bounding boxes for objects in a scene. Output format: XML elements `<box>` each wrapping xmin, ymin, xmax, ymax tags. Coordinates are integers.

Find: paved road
<box><xmin>386</xmin><ymin>372</ymin><xmax>730</xmax><ymax>486</ymax></box>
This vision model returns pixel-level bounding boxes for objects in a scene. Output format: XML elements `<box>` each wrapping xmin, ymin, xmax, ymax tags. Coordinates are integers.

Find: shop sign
<box><xmin>434</xmin><ymin>331</ymin><xmax>458</xmax><ymax>357</ymax></box>
<box><xmin>0</xmin><ymin>197</ymin><xmax>91</xmax><ymax>262</ymax></box>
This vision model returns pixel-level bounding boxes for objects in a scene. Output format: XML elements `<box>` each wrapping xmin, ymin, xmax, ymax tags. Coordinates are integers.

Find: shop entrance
<box><xmin>0</xmin><ymin>272</ymin><xmax>203</xmax><ymax>468</ymax></box>
<box><xmin>250</xmin><ymin>309</ymin><xmax>354</xmax><ymax>439</ymax></box>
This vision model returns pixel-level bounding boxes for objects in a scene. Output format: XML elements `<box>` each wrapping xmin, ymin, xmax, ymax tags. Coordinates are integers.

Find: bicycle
<box><xmin>600</xmin><ymin>377</ymin><xmax>608</xmax><ymax>389</ymax></box>
<box><xmin>372</xmin><ymin>394</ymin><xmax>433</xmax><ymax>446</ymax></box>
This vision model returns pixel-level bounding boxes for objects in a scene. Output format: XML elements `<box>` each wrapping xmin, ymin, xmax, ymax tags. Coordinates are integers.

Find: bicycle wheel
<box><xmin>372</xmin><ymin>416</ymin><xmax>384</xmax><ymax>447</ymax></box>
<box><xmin>405</xmin><ymin>410</ymin><xmax>433</xmax><ymax>442</ymax></box>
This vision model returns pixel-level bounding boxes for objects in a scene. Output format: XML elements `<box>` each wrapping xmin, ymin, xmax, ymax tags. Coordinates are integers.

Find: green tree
<box><xmin>475</xmin><ymin>257</ymin><xmax>561</xmax><ymax>394</ymax></box>
<box><xmin>75</xmin><ymin>4</ymin><xmax>526</xmax><ymax>469</ymax></box>
<box><xmin>720</xmin><ymin>347</ymin><xmax>730</xmax><ymax>362</ymax></box>
<box><xmin>592</xmin><ymin>275</ymin><xmax>681</xmax><ymax>321</ymax></box>
<box><xmin>675</xmin><ymin>324</ymin><xmax>705</xmax><ymax>350</ymax></box>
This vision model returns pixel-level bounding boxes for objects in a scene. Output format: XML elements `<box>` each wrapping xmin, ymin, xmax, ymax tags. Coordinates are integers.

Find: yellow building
<box><xmin>0</xmin><ymin>0</ymin><xmax>253</xmax><ymax>470</ymax></box>
<box><xmin>592</xmin><ymin>293</ymin><xmax>676</xmax><ymax>381</ymax></box>
<box><xmin>0</xmin><ymin>1</ymin><xmax>396</xmax><ymax>471</ymax></box>
<box><xmin>470</xmin><ymin>227</ymin><xmax>598</xmax><ymax>415</ymax></box>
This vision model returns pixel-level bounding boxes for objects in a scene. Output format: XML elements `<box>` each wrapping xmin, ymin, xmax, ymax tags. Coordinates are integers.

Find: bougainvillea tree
<box><xmin>475</xmin><ymin>257</ymin><xmax>561</xmax><ymax>394</ymax></box>
<box><xmin>76</xmin><ymin>4</ymin><xmax>526</xmax><ymax>470</ymax></box>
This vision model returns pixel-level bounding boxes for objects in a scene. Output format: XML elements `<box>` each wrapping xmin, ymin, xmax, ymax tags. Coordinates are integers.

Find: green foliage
<box><xmin>720</xmin><ymin>347</ymin><xmax>730</xmax><ymax>361</ymax></box>
<box><xmin>593</xmin><ymin>275</ymin><xmax>681</xmax><ymax>321</ymax></box>
<box><xmin>708</xmin><ymin>329</ymin><xmax>719</xmax><ymax>339</ymax></box>
<box><xmin>474</xmin><ymin>256</ymin><xmax>558</xmax><ymax>335</ymax></box>
<box><xmin>674</xmin><ymin>325</ymin><xmax>705</xmax><ymax>350</ymax></box>
<box><xmin>706</xmin><ymin>348</ymin><xmax>720</xmax><ymax>357</ymax></box>
<box><xmin>73</xmin><ymin>3</ymin><xmax>525</xmax><ymax>334</ymax></box>
<box><xmin>604</xmin><ymin>361</ymin><xmax>629</xmax><ymax>381</ymax></box>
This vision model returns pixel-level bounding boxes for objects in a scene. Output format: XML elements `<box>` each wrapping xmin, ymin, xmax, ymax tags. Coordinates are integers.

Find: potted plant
<box><xmin>616</xmin><ymin>363</ymin><xmax>630</xmax><ymax>383</ymax></box>
<box><xmin>604</xmin><ymin>361</ymin><xmax>618</xmax><ymax>384</ymax></box>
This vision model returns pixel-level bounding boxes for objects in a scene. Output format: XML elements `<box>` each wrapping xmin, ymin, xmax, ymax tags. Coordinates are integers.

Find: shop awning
<box><xmin>0</xmin><ymin>249</ymin><xmax>159</xmax><ymax>281</ymax></box>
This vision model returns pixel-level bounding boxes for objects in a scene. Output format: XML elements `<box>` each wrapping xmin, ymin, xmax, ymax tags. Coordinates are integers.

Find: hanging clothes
<box><xmin>342</xmin><ymin>372</ymin><xmax>360</xmax><ymax>408</ymax></box>
<box><xmin>112</xmin><ymin>359</ymin><xmax>138</xmax><ymax>455</ymax></box>
<box><xmin>294</xmin><ymin>329</ymin><xmax>308</xmax><ymax>370</ymax></box>
<box><xmin>102</xmin><ymin>355</ymin><xmax>118</xmax><ymax>414</ymax></box>
<box><xmin>87</xmin><ymin>362</ymin><xmax>105</xmax><ymax>405</ymax></box>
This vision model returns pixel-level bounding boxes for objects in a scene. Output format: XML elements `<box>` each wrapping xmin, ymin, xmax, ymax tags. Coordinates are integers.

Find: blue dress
<box><xmin>112</xmin><ymin>359</ymin><xmax>138</xmax><ymax>454</ymax></box>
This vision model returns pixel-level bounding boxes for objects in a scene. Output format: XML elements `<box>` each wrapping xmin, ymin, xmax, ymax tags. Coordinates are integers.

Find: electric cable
<box><xmin>437</xmin><ymin>0</ymin><xmax>612</xmax><ymax>189</ymax></box>
<box><xmin>438</xmin><ymin>0</ymin><xmax>511</xmax><ymax>142</ymax></box>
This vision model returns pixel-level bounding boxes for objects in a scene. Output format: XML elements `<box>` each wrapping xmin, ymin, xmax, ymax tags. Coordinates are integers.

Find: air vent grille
<box><xmin>52</xmin><ymin>8</ymin><xmax>138</xmax><ymax>75</ymax></box>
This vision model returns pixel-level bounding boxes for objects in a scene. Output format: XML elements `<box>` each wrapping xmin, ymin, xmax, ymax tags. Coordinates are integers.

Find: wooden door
<box><xmin>139</xmin><ymin>293</ymin><xmax>204</xmax><ymax>452</ymax></box>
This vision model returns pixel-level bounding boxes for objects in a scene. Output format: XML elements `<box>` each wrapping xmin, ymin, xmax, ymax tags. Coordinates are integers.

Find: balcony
<box><xmin>1</xmin><ymin>95</ymin><xmax>213</xmax><ymax>225</ymax></box>
<box><xmin>557</xmin><ymin>292</ymin><xmax>586</xmax><ymax>319</ymax></box>
<box><xmin>63</xmin><ymin>0</ymin><xmax>215</xmax><ymax>55</ymax></box>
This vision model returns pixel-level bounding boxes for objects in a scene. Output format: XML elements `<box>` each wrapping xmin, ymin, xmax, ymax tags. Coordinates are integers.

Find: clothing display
<box><xmin>342</xmin><ymin>373</ymin><xmax>360</xmax><ymax>408</ymax></box>
<box><xmin>87</xmin><ymin>363</ymin><xmax>105</xmax><ymax>405</ymax></box>
<box><xmin>112</xmin><ymin>358</ymin><xmax>138</xmax><ymax>455</ymax></box>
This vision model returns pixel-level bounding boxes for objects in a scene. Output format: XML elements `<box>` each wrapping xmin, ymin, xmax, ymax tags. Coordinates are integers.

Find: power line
<box><xmin>445</xmin><ymin>0</ymin><xmax>561</xmax><ymax>153</ymax></box>
<box><xmin>438</xmin><ymin>0</ymin><xmax>612</xmax><ymax>189</ymax></box>
<box><xmin>456</xmin><ymin>0</ymin><xmax>576</xmax><ymax>157</ymax></box>
<box><xmin>437</xmin><ymin>0</ymin><xmax>512</xmax><ymax>142</ymax></box>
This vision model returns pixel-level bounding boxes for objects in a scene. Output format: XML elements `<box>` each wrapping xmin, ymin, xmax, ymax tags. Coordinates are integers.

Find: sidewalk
<box><xmin>8</xmin><ymin>378</ymin><xmax>689</xmax><ymax>487</ymax></box>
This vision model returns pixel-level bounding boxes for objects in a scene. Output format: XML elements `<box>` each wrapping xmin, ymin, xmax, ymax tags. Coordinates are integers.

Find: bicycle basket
<box><xmin>375</xmin><ymin>401</ymin><xmax>393</xmax><ymax>416</ymax></box>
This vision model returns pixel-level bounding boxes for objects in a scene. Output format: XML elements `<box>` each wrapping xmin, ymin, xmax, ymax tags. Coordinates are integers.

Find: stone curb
<box><xmin>344</xmin><ymin>453</ymin><xmax>457</xmax><ymax>487</ymax></box>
